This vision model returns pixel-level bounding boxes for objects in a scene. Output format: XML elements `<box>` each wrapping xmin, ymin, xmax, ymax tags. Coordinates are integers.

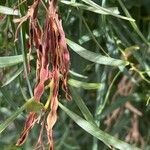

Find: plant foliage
<box><xmin>0</xmin><ymin>0</ymin><xmax>150</xmax><ymax>150</ymax></box>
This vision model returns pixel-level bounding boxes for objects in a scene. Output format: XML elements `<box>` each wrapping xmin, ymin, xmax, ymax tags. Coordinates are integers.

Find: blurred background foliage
<box><xmin>0</xmin><ymin>0</ymin><xmax>150</xmax><ymax>150</ymax></box>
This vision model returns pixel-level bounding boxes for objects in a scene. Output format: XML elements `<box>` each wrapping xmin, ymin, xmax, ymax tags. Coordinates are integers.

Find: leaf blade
<box><xmin>0</xmin><ymin>102</ymin><xmax>26</xmax><ymax>134</ymax></box>
<box><xmin>0</xmin><ymin>54</ymin><xmax>33</xmax><ymax>68</ymax></box>
<box><xmin>2</xmin><ymin>67</ymin><xmax>23</xmax><ymax>87</ymax></box>
<box><xmin>0</xmin><ymin>5</ymin><xmax>20</xmax><ymax>15</ymax></box>
<box><xmin>67</xmin><ymin>39</ymin><xmax>128</xmax><ymax>67</ymax></box>
<box><xmin>59</xmin><ymin>102</ymin><xmax>141</xmax><ymax>150</ymax></box>
<box><xmin>69</xmin><ymin>86</ymin><xmax>96</xmax><ymax>126</ymax></box>
<box><xmin>68</xmin><ymin>79</ymin><xmax>101</xmax><ymax>90</ymax></box>
<box><xmin>0</xmin><ymin>98</ymin><xmax>44</xmax><ymax>134</ymax></box>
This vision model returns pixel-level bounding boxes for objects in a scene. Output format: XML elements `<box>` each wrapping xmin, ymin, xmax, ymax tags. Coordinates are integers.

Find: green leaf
<box><xmin>0</xmin><ymin>5</ymin><xmax>20</xmax><ymax>15</ymax></box>
<box><xmin>0</xmin><ymin>54</ymin><xmax>33</xmax><ymax>68</ymax></box>
<box><xmin>59</xmin><ymin>102</ymin><xmax>141</xmax><ymax>150</ymax></box>
<box><xmin>101</xmin><ymin>96</ymin><xmax>132</xmax><ymax>118</ymax></box>
<box><xmin>0</xmin><ymin>86</ymin><xmax>18</xmax><ymax>110</ymax></box>
<box><xmin>2</xmin><ymin>67</ymin><xmax>23</xmax><ymax>87</ymax></box>
<box><xmin>60</xmin><ymin>1</ymin><xmax>119</xmax><ymax>15</ymax></box>
<box><xmin>68</xmin><ymin>79</ymin><xmax>101</xmax><ymax>90</ymax></box>
<box><xmin>69</xmin><ymin>86</ymin><xmax>96</xmax><ymax>126</ymax></box>
<box><xmin>26</xmin><ymin>99</ymin><xmax>44</xmax><ymax>112</ymax></box>
<box><xmin>67</xmin><ymin>39</ymin><xmax>128</xmax><ymax>67</ymax></box>
<box><xmin>117</xmin><ymin>0</ymin><xmax>150</xmax><ymax>46</ymax></box>
<box><xmin>97</xmin><ymin>71</ymin><xmax>121</xmax><ymax>115</ymax></box>
<box><xmin>81</xmin><ymin>0</ymin><xmax>135</xmax><ymax>21</ymax></box>
<box><xmin>79</xmin><ymin>29</ymin><xmax>101</xmax><ymax>44</ymax></box>
<box><xmin>0</xmin><ymin>100</ymin><xmax>27</xmax><ymax>134</ymax></box>
<box><xmin>20</xmin><ymin>22</ymin><xmax>33</xmax><ymax>97</ymax></box>
<box><xmin>0</xmin><ymin>98</ymin><xmax>44</xmax><ymax>134</ymax></box>
<box><xmin>60</xmin><ymin>0</ymin><xmax>134</xmax><ymax>21</ymax></box>
<box><xmin>69</xmin><ymin>70</ymin><xmax>88</xmax><ymax>79</ymax></box>
<box><xmin>146</xmin><ymin>96</ymin><xmax>150</xmax><ymax>105</ymax></box>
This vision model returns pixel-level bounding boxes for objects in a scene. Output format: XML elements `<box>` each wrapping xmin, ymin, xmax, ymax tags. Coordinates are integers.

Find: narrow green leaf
<box><xmin>0</xmin><ymin>98</ymin><xmax>43</xmax><ymax>134</ymax></box>
<box><xmin>69</xmin><ymin>86</ymin><xmax>96</xmax><ymax>126</ymax></box>
<box><xmin>0</xmin><ymin>55</ymin><xmax>24</xmax><ymax>68</ymax></box>
<box><xmin>68</xmin><ymin>79</ymin><xmax>101</xmax><ymax>90</ymax></box>
<box><xmin>20</xmin><ymin>23</ymin><xmax>33</xmax><ymax>97</ymax></box>
<box><xmin>97</xmin><ymin>71</ymin><xmax>121</xmax><ymax>115</ymax></box>
<box><xmin>80</xmin><ymin>14</ymin><xmax>109</xmax><ymax>56</ymax></box>
<box><xmin>59</xmin><ymin>102</ymin><xmax>141</xmax><ymax>150</ymax></box>
<box><xmin>69</xmin><ymin>70</ymin><xmax>88</xmax><ymax>79</ymax></box>
<box><xmin>102</xmin><ymin>96</ymin><xmax>132</xmax><ymax>118</ymax></box>
<box><xmin>0</xmin><ymin>5</ymin><xmax>20</xmax><ymax>15</ymax></box>
<box><xmin>2</xmin><ymin>67</ymin><xmax>23</xmax><ymax>87</ymax></box>
<box><xmin>67</xmin><ymin>39</ymin><xmax>128</xmax><ymax>67</ymax></box>
<box><xmin>81</xmin><ymin>0</ymin><xmax>135</xmax><ymax>21</ymax></box>
<box><xmin>0</xmin><ymin>54</ymin><xmax>33</xmax><ymax>68</ymax></box>
<box><xmin>60</xmin><ymin>0</ymin><xmax>134</xmax><ymax>21</ymax></box>
<box><xmin>146</xmin><ymin>96</ymin><xmax>150</xmax><ymax>105</ymax></box>
<box><xmin>117</xmin><ymin>0</ymin><xmax>150</xmax><ymax>46</ymax></box>
<box><xmin>60</xmin><ymin>1</ymin><xmax>119</xmax><ymax>15</ymax></box>
<box><xmin>0</xmin><ymin>99</ymin><xmax>29</xmax><ymax>134</ymax></box>
<box><xmin>79</xmin><ymin>29</ymin><xmax>101</xmax><ymax>44</ymax></box>
<box><xmin>0</xmin><ymin>86</ymin><xmax>18</xmax><ymax>110</ymax></box>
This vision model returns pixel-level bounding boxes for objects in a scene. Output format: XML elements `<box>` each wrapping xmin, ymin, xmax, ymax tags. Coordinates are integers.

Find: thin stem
<box><xmin>97</xmin><ymin>71</ymin><xmax>121</xmax><ymax>115</ymax></box>
<box><xmin>20</xmin><ymin>26</ymin><xmax>33</xmax><ymax>97</ymax></box>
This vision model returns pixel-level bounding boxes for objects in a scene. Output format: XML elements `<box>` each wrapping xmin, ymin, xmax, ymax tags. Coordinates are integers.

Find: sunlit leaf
<box><xmin>69</xmin><ymin>70</ymin><xmax>88</xmax><ymax>79</ymax></box>
<box><xmin>67</xmin><ymin>39</ymin><xmax>129</xmax><ymax>67</ymax></box>
<box><xmin>79</xmin><ymin>29</ymin><xmax>101</xmax><ymax>44</ymax></box>
<box><xmin>0</xmin><ymin>54</ymin><xmax>33</xmax><ymax>68</ymax></box>
<box><xmin>81</xmin><ymin>0</ymin><xmax>134</xmax><ymax>21</ymax></box>
<box><xmin>0</xmin><ymin>5</ymin><xmax>20</xmax><ymax>15</ymax></box>
<box><xmin>60</xmin><ymin>1</ymin><xmax>119</xmax><ymax>15</ymax></box>
<box><xmin>68</xmin><ymin>78</ymin><xmax>101</xmax><ymax>90</ymax></box>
